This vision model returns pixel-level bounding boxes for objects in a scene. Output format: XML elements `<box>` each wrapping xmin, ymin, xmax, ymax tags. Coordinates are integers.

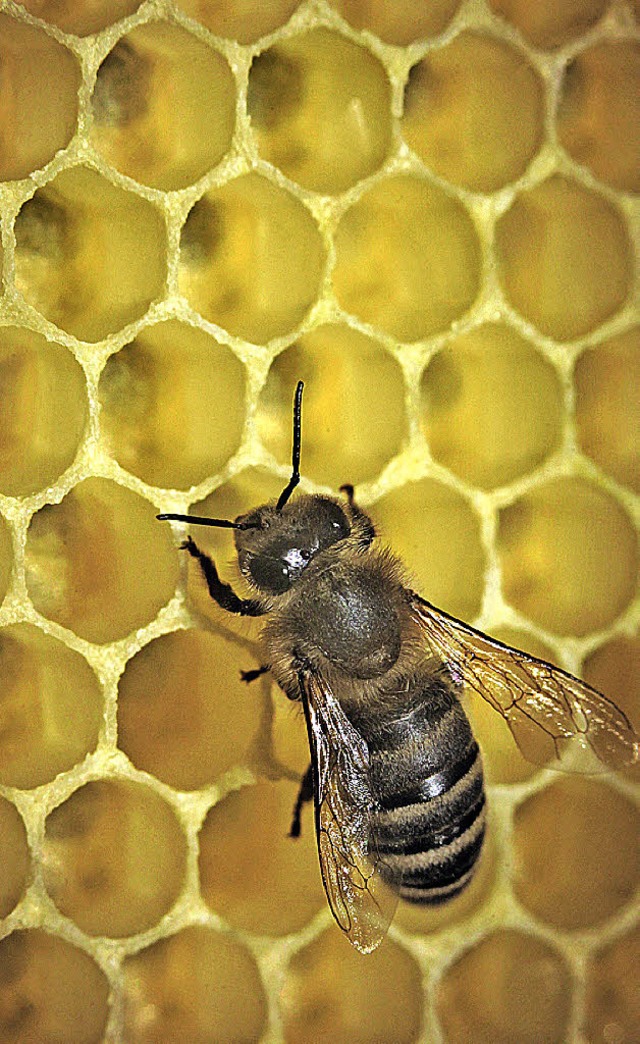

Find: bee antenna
<box><xmin>156</xmin><ymin>513</ymin><xmax>257</xmax><ymax>532</ymax></box>
<box><xmin>276</xmin><ymin>380</ymin><xmax>304</xmax><ymax>511</ymax></box>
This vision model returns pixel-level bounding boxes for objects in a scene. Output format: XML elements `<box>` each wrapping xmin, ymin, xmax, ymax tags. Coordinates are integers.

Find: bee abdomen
<box><xmin>366</xmin><ymin>681</ymin><xmax>486</xmax><ymax>904</ymax></box>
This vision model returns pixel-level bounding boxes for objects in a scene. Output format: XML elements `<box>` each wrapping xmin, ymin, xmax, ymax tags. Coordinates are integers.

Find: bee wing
<box><xmin>410</xmin><ymin>594</ymin><xmax>638</xmax><ymax>773</ymax></box>
<box><xmin>297</xmin><ymin>665</ymin><xmax>401</xmax><ymax>954</ymax></box>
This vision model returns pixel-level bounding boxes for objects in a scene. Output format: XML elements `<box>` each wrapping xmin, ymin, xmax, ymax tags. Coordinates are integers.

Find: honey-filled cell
<box><xmin>584</xmin><ymin>926</ymin><xmax>640</xmax><ymax>1044</ymax></box>
<box><xmin>333</xmin><ymin>175</ymin><xmax>481</xmax><ymax>342</ymax></box>
<box><xmin>91</xmin><ymin>22</ymin><xmax>236</xmax><ymax>191</ymax></box>
<box><xmin>14</xmin><ymin>166</ymin><xmax>167</xmax><ymax>343</ymax></box>
<box><xmin>122</xmin><ymin>926</ymin><xmax>268</xmax><ymax>1043</ymax></box>
<box><xmin>117</xmin><ymin>629</ymin><xmax>260</xmax><ymax>790</ymax></box>
<box><xmin>498</xmin><ymin>477</ymin><xmax>637</xmax><ymax>636</ymax></box>
<box><xmin>584</xmin><ymin>633</ymin><xmax>639</xmax><ymax>783</ymax></box>
<box><xmin>495</xmin><ymin>175</ymin><xmax>632</xmax><ymax>342</ymax></box>
<box><xmin>259</xmin><ymin>326</ymin><xmax>405</xmax><ymax>487</ymax></box>
<box><xmin>0</xmin><ymin>13</ymin><xmax>80</xmax><ymax>182</ymax></box>
<box><xmin>179</xmin><ymin>174</ymin><xmax>325</xmax><ymax>344</ymax></box>
<box><xmin>281</xmin><ymin>929</ymin><xmax>423</xmax><ymax>1043</ymax></box>
<box><xmin>43</xmin><ymin>779</ymin><xmax>187</xmax><ymax>937</ymax></box>
<box><xmin>403</xmin><ymin>32</ymin><xmax>544</xmax><ymax>194</ymax></box>
<box><xmin>329</xmin><ymin>0</ymin><xmax>461</xmax><ymax>46</ymax></box>
<box><xmin>248</xmin><ymin>28</ymin><xmax>391</xmax><ymax>194</ymax></box>
<box><xmin>0</xmin><ymin>624</ymin><xmax>103</xmax><ymax>789</ymax></box>
<box><xmin>19</xmin><ymin>0</ymin><xmax>143</xmax><ymax>36</ymax></box>
<box><xmin>488</xmin><ymin>0</ymin><xmax>610</xmax><ymax>50</ymax></box>
<box><xmin>0</xmin><ymin>327</ymin><xmax>87</xmax><ymax>497</ymax></box>
<box><xmin>176</xmin><ymin>0</ymin><xmax>302</xmax><ymax>44</ymax></box>
<box><xmin>0</xmin><ymin>796</ymin><xmax>30</xmax><ymax>918</ymax></box>
<box><xmin>0</xmin><ymin>930</ymin><xmax>109</xmax><ymax>1044</ymax></box>
<box><xmin>25</xmin><ymin>478</ymin><xmax>179</xmax><ymax>644</ymax></box>
<box><xmin>99</xmin><ymin>321</ymin><xmax>245</xmax><ymax>489</ymax></box>
<box><xmin>0</xmin><ymin>514</ymin><xmax>12</xmax><ymax>607</ymax></box>
<box><xmin>199</xmin><ymin>781</ymin><xmax>326</xmax><ymax>938</ymax></box>
<box><xmin>513</xmin><ymin>778</ymin><xmax>640</xmax><ymax>930</ymax></box>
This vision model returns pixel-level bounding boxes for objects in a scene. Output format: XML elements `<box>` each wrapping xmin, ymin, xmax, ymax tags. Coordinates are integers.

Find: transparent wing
<box><xmin>411</xmin><ymin>594</ymin><xmax>638</xmax><ymax>773</ymax></box>
<box><xmin>297</xmin><ymin>664</ymin><xmax>400</xmax><ymax>953</ymax></box>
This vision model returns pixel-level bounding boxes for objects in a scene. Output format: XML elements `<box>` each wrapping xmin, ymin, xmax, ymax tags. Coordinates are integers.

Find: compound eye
<box><xmin>250</xmin><ymin>555</ymin><xmax>291</xmax><ymax>594</ymax></box>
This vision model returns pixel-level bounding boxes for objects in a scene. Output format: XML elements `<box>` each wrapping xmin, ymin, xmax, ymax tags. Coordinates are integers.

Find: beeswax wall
<box><xmin>0</xmin><ymin>1</ymin><xmax>638</xmax><ymax>1041</ymax></box>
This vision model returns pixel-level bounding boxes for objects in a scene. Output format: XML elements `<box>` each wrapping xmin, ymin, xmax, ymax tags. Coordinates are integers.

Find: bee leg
<box><xmin>289</xmin><ymin>763</ymin><xmax>313</xmax><ymax>838</ymax></box>
<box><xmin>180</xmin><ymin>536</ymin><xmax>265</xmax><ymax>616</ymax></box>
<box><xmin>240</xmin><ymin>665</ymin><xmax>271</xmax><ymax>683</ymax></box>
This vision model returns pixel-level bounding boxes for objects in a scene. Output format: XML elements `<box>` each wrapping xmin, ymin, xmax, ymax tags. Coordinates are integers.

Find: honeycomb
<box><xmin>0</xmin><ymin>0</ymin><xmax>638</xmax><ymax>1041</ymax></box>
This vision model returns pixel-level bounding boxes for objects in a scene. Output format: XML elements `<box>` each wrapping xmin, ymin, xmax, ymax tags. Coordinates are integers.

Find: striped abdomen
<box><xmin>365</xmin><ymin>677</ymin><xmax>485</xmax><ymax>904</ymax></box>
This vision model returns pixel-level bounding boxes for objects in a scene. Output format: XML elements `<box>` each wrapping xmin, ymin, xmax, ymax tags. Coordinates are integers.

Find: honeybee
<box><xmin>158</xmin><ymin>381</ymin><xmax>638</xmax><ymax>953</ymax></box>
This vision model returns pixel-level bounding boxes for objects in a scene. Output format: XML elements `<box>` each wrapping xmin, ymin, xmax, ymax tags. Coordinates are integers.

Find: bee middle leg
<box><xmin>289</xmin><ymin>763</ymin><xmax>313</xmax><ymax>839</ymax></box>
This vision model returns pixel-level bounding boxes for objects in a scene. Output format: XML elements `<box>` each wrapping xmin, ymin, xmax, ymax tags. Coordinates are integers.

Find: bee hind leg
<box><xmin>289</xmin><ymin>763</ymin><xmax>313</xmax><ymax>839</ymax></box>
<box><xmin>239</xmin><ymin>665</ymin><xmax>271</xmax><ymax>683</ymax></box>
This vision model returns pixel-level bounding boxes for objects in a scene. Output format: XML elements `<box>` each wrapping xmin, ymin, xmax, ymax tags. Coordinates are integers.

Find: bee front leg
<box><xmin>181</xmin><ymin>536</ymin><xmax>265</xmax><ymax>617</ymax></box>
<box><xmin>289</xmin><ymin>763</ymin><xmax>313</xmax><ymax>839</ymax></box>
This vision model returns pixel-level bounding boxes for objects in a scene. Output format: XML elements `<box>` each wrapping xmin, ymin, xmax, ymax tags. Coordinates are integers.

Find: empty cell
<box><xmin>0</xmin><ymin>797</ymin><xmax>29</xmax><ymax>918</ymax></box>
<box><xmin>91</xmin><ymin>22</ymin><xmax>236</xmax><ymax>191</ymax></box>
<box><xmin>0</xmin><ymin>14</ymin><xmax>80</xmax><ymax>181</ymax></box>
<box><xmin>495</xmin><ymin>175</ymin><xmax>632</xmax><ymax>341</ymax></box>
<box><xmin>99</xmin><ymin>321</ymin><xmax>245</xmax><ymax>489</ymax></box>
<box><xmin>498</xmin><ymin>477</ymin><xmax>637</xmax><ymax>636</ymax></box>
<box><xmin>25</xmin><ymin>478</ymin><xmax>179</xmax><ymax>644</ymax></box>
<box><xmin>403</xmin><ymin>32</ymin><xmax>544</xmax><ymax>194</ymax></box>
<box><xmin>0</xmin><ymin>624</ymin><xmax>103</xmax><ymax>789</ymax></box>
<box><xmin>513</xmin><ymin>779</ymin><xmax>640</xmax><ymax>929</ymax></box>
<box><xmin>574</xmin><ymin>327</ymin><xmax>640</xmax><ymax>494</ymax></box>
<box><xmin>584</xmin><ymin>633</ymin><xmax>640</xmax><ymax>784</ymax></box>
<box><xmin>14</xmin><ymin>166</ymin><xmax>167</xmax><ymax>342</ymax></box>
<box><xmin>281</xmin><ymin>929</ymin><xmax>422</xmax><ymax>1043</ymax></box>
<box><xmin>179</xmin><ymin>174</ymin><xmax>325</xmax><ymax>344</ymax></box>
<box><xmin>333</xmin><ymin>175</ymin><xmax>481</xmax><ymax>341</ymax></box>
<box><xmin>0</xmin><ymin>930</ymin><xmax>109</xmax><ymax>1043</ymax></box>
<box><xmin>43</xmin><ymin>779</ymin><xmax>187</xmax><ymax>937</ymax></box>
<box><xmin>199</xmin><ymin>781</ymin><xmax>325</xmax><ymax>937</ymax></box>
<box><xmin>329</xmin><ymin>0</ymin><xmax>461</xmax><ymax>46</ymax></box>
<box><xmin>122</xmin><ymin>927</ymin><xmax>268</xmax><ymax>1043</ymax></box>
<box><xmin>248</xmin><ymin>28</ymin><xmax>392</xmax><ymax>194</ymax></box>
<box><xmin>558</xmin><ymin>41</ymin><xmax>640</xmax><ymax>194</ymax></box>
<box><xmin>584</xmin><ymin>926</ymin><xmax>640</xmax><ymax>1044</ymax></box>
<box><xmin>488</xmin><ymin>0</ymin><xmax>610</xmax><ymax>50</ymax></box>
<box><xmin>372</xmin><ymin>479</ymin><xmax>485</xmax><ymax>623</ymax></box>
<box><xmin>176</xmin><ymin>0</ymin><xmax>302</xmax><ymax>44</ymax></box>
<box><xmin>19</xmin><ymin>0</ymin><xmax>143</xmax><ymax>35</ymax></box>
<box><xmin>117</xmin><ymin>629</ymin><xmax>260</xmax><ymax>790</ymax></box>
<box><xmin>259</xmin><ymin>326</ymin><xmax>406</xmax><ymax>486</ymax></box>
<box><xmin>0</xmin><ymin>328</ymin><xmax>88</xmax><ymax>496</ymax></box>
<box><xmin>437</xmin><ymin>929</ymin><xmax>572</xmax><ymax>1044</ymax></box>
<box><xmin>421</xmin><ymin>323</ymin><xmax>563</xmax><ymax>489</ymax></box>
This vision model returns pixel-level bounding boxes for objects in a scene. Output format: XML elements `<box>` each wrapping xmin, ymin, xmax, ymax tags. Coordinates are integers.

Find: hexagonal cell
<box><xmin>574</xmin><ymin>327</ymin><xmax>640</xmax><ymax>494</ymax></box>
<box><xmin>0</xmin><ymin>514</ymin><xmax>12</xmax><ymax>607</ymax></box>
<box><xmin>329</xmin><ymin>0</ymin><xmax>461</xmax><ymax>45</ymax></box>
<box><xmin>19</xmin><ymin>0</ymin><xmax>143</xmax><ymax>36</ymax></box>
<box><xmin>498</xmin><ymin>477</ymin><xmax>637</xmax><ymax>636</ymax></box>
<box><xmin>333</xmin><ymin>175</ymin><xmax>481</xmax><ymax>341</ymax></box>
<box><xmin>117</xmin><ymin>629</ymin><xmax>261</xmax><ymax>790</ymax></box>
<box><xmin>0</xmin><ymin>797</ymin><xmax>29</xmax><ymax>917</ymax></box>
<box><xmin>403</xmin><ymin>32</ymin><xmax>544</xmax><ymax>194</ymax></box>
<box><xmin>25</xmin><ymin>478</ymin><xmax>179</xmax><ymax>644</ymax></box>
<box><xmin>281</xmin><ymin>929</ymin><xmax>423</xmax><ymax>1043</ymax></box>
<box><xmin>0</xmin><ymin>14</ymin><xmax>80</xmax><ymax>181</ymax></box>
<box><xmin>0</xmin><ymin>624</ymin><xmax>103</xmax><ymax>789</ymax></box>
<box><xmin>495</xmin><ymin>175</ymin><xmax>632</xmax><ymax>342</ymax></box>
<box><xmin>14</xmin><ymin>166</ymin><xmax>167</xmax><ymax>342</ymax></box>
<box><xmin>488</xmin><ymin>0</ymin><xmax>610</xmax><ymax>49</ymax></box>
<box><xmin>199</xmin><ymin>781</ymin><xmax>326</xmax><ymax>937</ymax></box>
<box><xmin>437</xmin><ymin>929</ymin><xmax>572</xmax><ymax>1044</ymax></box>
<box><xmin>420</xmin><ymin>323</ymin><xmax>563</xmax><ymax>490</ymax></box>
<box><xmin>0</xmin><ymin>327</ymin><xmax>88</xmax><ymax>497</ymax></box>
<box><xmin>43</xmin><ymin>779</ymin><xmax>187</xmax><ymax>937</ymax></box>
<box><xmin>248</xmin><ymin>28</ymin><xmax>392</xmax><ymax>194</ymax></box>
<box><xmin>99</xmin><ymin>321</ymin><xmax>245</xmax><ymax>489</ymax></box>
<box><xmin>91</xmin><ymin>22</ymin><xmax>236</xmax><ymax>191</ymax></box>
<box><xmin>558</xmin><ymin>41</ymin><xmax>640</xmax><ymax>194</ymax></box>
<box><xmin>584</xmin><ymin>633</ymin><xmax>639</xmax><ymax>783</ymax></box>
<box><xmin>513</xmin><ymin>778</ymin><xmax>639</xmax><ymax>929</ymax></box>
<box><xmin>122</xmin><ymin>926</ymin><xmax>268</xmax><ymax>1043</ymax></box>
<box><xmin>0</xmin><ymin>930</ymin><xmax>109</xmax><ymax>1044</ymax></box>
<box><xmin>176</xmin><ymin>0</ymin><xmax>302</xmax><ymax>43</ymax></box>
<box><xmin>584</xmin><ymin>925</ymin><xmax>640</xmax><ymax>1043</ymax></box>
<box><xmin>259</xmin><ymin>326</ymin><xmax>406</xmax><ymax>487</ymax></box>
<box><xmin>372</xmin><ymin>479</ymin><xmax>485</xmax><ymax>623</ymax></box>
<box><xmin>179</xmin><ymin>174</ymin><xmax>325</xmax><ymax>344</ymax></box>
